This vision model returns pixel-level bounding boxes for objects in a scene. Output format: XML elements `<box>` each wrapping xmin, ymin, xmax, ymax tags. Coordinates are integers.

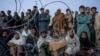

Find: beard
<box><xmin>70</xmin><ymin>35</ymin><xmax>74</xmax><ymax>38</ymax></box>
<box><xmin>81</xmin><ymin>12</ymin><xmax>85</xmax><ymax>14</ymax></box>
<box><xmin>54</xmin><ymin>35</ymin><xmax>59</xmax><ymax>39</ymax></box>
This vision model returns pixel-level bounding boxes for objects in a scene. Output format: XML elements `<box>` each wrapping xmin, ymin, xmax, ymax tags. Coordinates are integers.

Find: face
<box><xmin>45</xmin><ymin>10</ymin><xmax>49</xmax><ymax>14</ymax></box>
<box><xmin>14</xmin><ymin>33</ymin><xmax>20</xmax><ymax>40</ymax></box>
<box><xmin>60</xmin><ymin>29</ymin><xmax>66</xmax><ymax>36</ymax></box>
<box><xmin>7</xmin><ymin>11</ymin><xmax>11</xmax><ymax>15</ymax></box>
<box><xmin>23</xmin><ymin>26</ymin><xmax>27</xmax><ymax>30</ymax></box>
<box><xmin>14</xmin><ymin>12</ymin><xmax>17</xmax><ymax>16</ymax></box>
<box><xmin>80</xmin><ymin>8</ymin><xmax>85</xmax><ymax>13</ymax></box>
<box><xmin>81</xmin><ymin>33</ymin><xmax>87</xmax><ymax>39</ymax></box>
<box><xmin>2</xmin><ymin>32</ymin><xmax>7</xmax><ymax>37</ymax></box>
<box><xmin>53</xmin><ymin>31</ymin><xmax>59</xmax><ymax>38</ymax></box>
<box><xmin>0</xmin><ymin>12</ymin><xmax>3</xmax><ymax>16</ymax></box>
<box><xmin>40</xmin><ymin>10</ymin><xmax>44</xmax><ymax>13</ymax></box>
<box><xmin>91</xmin><ymin>9</ymin><xmax>96</xmax><ymax>14</ymax></box>
<box><xmin>33</xmin><ymin>7</ymin><xmax>36</xmax><ymax>11</ymax></box>
<box><xmin>31</xmin><ymin>28</ymin><xmax>36</xmax><ymax>35</ymax></box>
<box><xmin>66</xmin><ymin>10</ymin><xmax>71</xmax><ymax>14</ymax></box>
<box><xmin>21</xmin><ymin>12</ymin><xmax>24</xmax><ymax>16</ymax></box>
<box><xmin>41</xmin><ymin>33</ymin><xmax>47</xmax><ymax>38</ymax></box>
<box><xmin>27</xmin><ymin>11</ymin><xmax>31</xmax><ymax>14</ymax></box>
<box><xmin>69</xmin><ymin>30</ymin><xmax>74</xmax><ymax>38</ymax></box>
<box><xmin>85</xmin><ymin>8</ymin><xmax>90</xmax><ymax>13</ymax></box>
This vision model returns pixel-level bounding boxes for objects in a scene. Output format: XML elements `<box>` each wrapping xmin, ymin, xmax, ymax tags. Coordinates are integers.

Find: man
<box><xmin>13</xmin><ymin>12</ymin><xmax>21</xmax><ymax>30</ymax></box>
<box><xmin>60</xmin><ymin>28</ymin><xmax>67</xmax><ymax>38</ymax></box>
<box><xmin>45</xmin><ymin>9</ymin><xmax>51</xmax><ymax>25</ymax></box>
<box><xmin>94</xmin><ymin>13</ymin><xmax>100</xmax><ymax>48</ymax></box>
<box><xmin>65</xmin><ymin>28</ymin><xmax>80</xmax><ymax>56</ymax></box>
<box><xmin>0</xmin><ymin>31</ymin><xmax>9</xmax><ymax>56</ymax></box>
<box><xmin>45</xmin><ymin>9</ymin><xmax>51</xmax><ymax>31</ymax></box>
<box><xmin>21</xmin><ymin>25</ymin><xmax>31</xmax><ymax>39</ymax></box>
<box><xmin>25</xmin><ymin>27</ymin><xmax>38</xmax><ymax>56</ymax></box>
<box><xmin>7</xmin><ymin>10</ymin><xmax>13</xmax><ymax>26</ymax></box>
<box><xmin>7</xmin><ymin>32</ymin><xmax>25</xmax><ymax>56</ymax></box>
<box><xmin>0</xmin><ymin>11</ymin><xmax>8</xmax><ymax>27</ymax></box>
<box><xmin>37</xmin><ymin>31</ymin><xmax>52</xmax><ymax>56</ymax></box>
<box><xmin>85</xmin><ymin>7</ymin><xmax>91</xmax><ymax>14</ymax></box>
<box><xmin>49</xmin><ymin>30</ymin><xmax>66</xmax><ymax>56</ymax></box>
<box><xmin>38</xmin><ymin>8</ymin><xmax>49</xmax><ymax>35</ymax></box>
<box><xmin>64</xmin><ymin>9</ymin><xmax>73</xmax><ymax>29</ymax></box>
<box><xmin>31</xmin><ymin>6</ymin><xmax>39</xmax><ymax>29</ymax></box>
<box><xmin>90</xmin><ymin>7</ymin><xmax>97</xmax><ymax>47</ymax></box>
<box><xmin>52</xmin><ymin>9</ymin><xmax>65</xmax><ymax>32</ymax></box>
<box><xmin>76</xmin><ymin>5</ymin><xmax>90</xmax><ymax>38</ymax></box>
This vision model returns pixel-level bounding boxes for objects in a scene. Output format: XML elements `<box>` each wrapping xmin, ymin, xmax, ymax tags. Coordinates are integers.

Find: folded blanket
<box><xmin>49</xmin><ymin>38</ymin><xmax>66</xmax><ymax>52</ymax></box>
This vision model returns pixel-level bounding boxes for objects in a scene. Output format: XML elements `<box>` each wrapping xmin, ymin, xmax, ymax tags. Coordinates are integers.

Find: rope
<box><xmin>42</xmin><ymin>1</ymin><xmax>70</xmax><ymax>10</ymax></box>
<box><xmin>3</xmin><ymin>8</ymin><xmax>38</xmax><ymax>29</ymax></box>
<box><xmin>15</xmin><ymin>0</ymin><xmax>18</xmax><ymax>12</ymax></box>
<box><xmin>3</xmin><ymin>1</ymin><xmax>71</xmax><ymax>30</ymax></box>
<box><xmin>18</xmin><ymin>0</ymin><xmax>24</xmax><ymax>13</ymax></box>
<box><xmin>39</xmin><ymin>0</ymin><xmax>43</xmax><ymax>7</ymax></box>
<box><xmin>2</xmin><ymin>0</ymin><xmax>19</xmax><ymax>26</ymax></box>
<box><xmin>35</xmin><ymin>0</ymin><xmax>37</xmax><ymax>6</ymax></box>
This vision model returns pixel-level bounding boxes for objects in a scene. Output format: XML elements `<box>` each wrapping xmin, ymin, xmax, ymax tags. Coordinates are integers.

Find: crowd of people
<box><xmin>0</xmin><ymin>5</ymin><xmax>100</xmax><ymax>56</ymax></box>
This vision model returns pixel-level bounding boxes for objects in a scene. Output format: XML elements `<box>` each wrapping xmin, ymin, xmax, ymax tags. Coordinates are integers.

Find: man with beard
<box><xmin>65</xmin><ymin>28</ymin><xmax>80</xmax><ymax>56</ymax></box>
<box><xmin>37</xmin><ymin>31</ymin><xmax>52</xmax><ymax>56</ymax></box>
<box><xmin>60</xmin><ymin>28</ymin><xmax>67</xmax><ymax>38</ymax></box>
<box><xmin>49</xmin><ymin>30</ymin><xmax>66</xmax><ymax>56</ymax></box>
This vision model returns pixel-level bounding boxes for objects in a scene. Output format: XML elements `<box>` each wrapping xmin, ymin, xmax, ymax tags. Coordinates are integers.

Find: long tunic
<box><xmin>76</xmin><ymin>14</ymin><xmax>90</xmax><ymax>38</ymax></box>
<box><xmin>52</xmin><ymin>13</ymin><xmax>65</xmax><ymax>31</ymax></box>
<box><xmin>65</xmin><ymin>34</ymin><xmax>80</xmax><ymax>55</ymax></box>
<box><xmin>38</xmin><ymin>13</ymin><xmax>49</xmax><ymax>34</ymax></box>
<box><xmin>37</xmin><ymin>35</ymin><xmax>52</xmax><ymax>56</ymax></box>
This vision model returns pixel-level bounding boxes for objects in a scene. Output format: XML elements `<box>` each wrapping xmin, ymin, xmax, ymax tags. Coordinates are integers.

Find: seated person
<box><xmin>7</xmin><ymin>32</ymin><xmax>25</xmax><ymax>56</ymax></box>
<box><xmin>60</xmin><ymin>28</ymin><xmax>67</xmax><ymax>38</ymax></box>
<box><xmin>49</xmin><ymin>30</ymin><xmax>66</xmax><ymax>56</ymax></box>
<box><xmin>65</xmin><ymin>28</ymin><xmax>80</xmax><ymax>56</ymax></box>
<box><xmin>37</xmin><ymin>31</ymin><xmax>52</xmax><ymax>56</ymax></box>
<box><xmin>79</xmin><ymin>31</ymin><xmax>94</xmax><ymax>56</ymax></box>
<box><xmin>25</xmin><ymin>27</ymin><xmax>38</xmax><ymax>56</ymax></box>
<box><xmin>0</xmin><ymin>31</ymin><xmax>8</xmax><ymax>56</ymax></box>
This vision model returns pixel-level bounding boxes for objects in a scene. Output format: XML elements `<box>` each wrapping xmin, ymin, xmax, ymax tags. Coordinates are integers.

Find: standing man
<box><xmin>94</xmin><ymin>12</ymin><xmax>100</xmax><ymax>48</ymax></box>
<box><xmin>45</xmin><ymin>9</ymin><xmax>51</xmax><ymax>31</ymax></box>
<box><xmin>31</xmin><ymin>6</ymin><xmax>39</xmax><ymax>30</ymax></box>
<box><xmin>7</xmin><ymin>10</ymin><xmax>13</xmax><ymax>26</ymax></box>
<box><xmin>90</xmin><ymin>7</ymin><xmax>97</xmax><ymax>47</ymax></box>
<box><xmin>76</xmin><ymin>5</ymin><xmax>90</xmax><ymax>38</ymax></box>
<box><xmin>38</xmin><ymin>8</ymin><xmax>49</xmax><ymax>35</ymax></box>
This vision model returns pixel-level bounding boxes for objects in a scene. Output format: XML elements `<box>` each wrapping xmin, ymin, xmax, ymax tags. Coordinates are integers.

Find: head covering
<box><xmin>40</xmin><ymin>8</ymin><xmax>44</xmax><ymax>10</ymax></box>
<box><xmin>9</xmin><ymin>31</ymin><xmax>26</xmax><ymax>45</ymax></box>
